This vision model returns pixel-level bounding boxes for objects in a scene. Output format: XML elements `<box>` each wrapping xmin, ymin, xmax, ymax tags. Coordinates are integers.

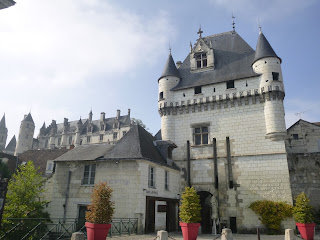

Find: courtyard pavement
<box><xmin>110</xmin><ymin>232</ymin><xmax>320</xmax><ymax>240</ymax></box>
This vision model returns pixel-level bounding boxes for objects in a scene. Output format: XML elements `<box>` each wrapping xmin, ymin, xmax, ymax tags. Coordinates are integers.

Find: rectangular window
<box><xmin>101</xmin><ymin>125</ymin><xmax>104</xmax><ymax>131</ymax></box>
<box><xmin>113</xmin><ymin>132</ymin><xmax>118</xmax><ymax>140</ymax></box>
<box><xmin>87</xmin><ymin>136</ymin><xmax>91</xmax><ymax>143</ymax></box>
<box><xmin>148</xmin><ymin>166</ymin><xmax>155</xmax><ymax>188</ymax></box>
<box><xmin>100</xmin><ymin>135</ymin><xmax>104</xmax><ymax>141</ymax></box>
<box><xmin>194</xmin><ymin>86</ymin><xmax>202</xmax><ymax>94</ymax></box>
<box><xmin>82</xmin><ymin>164</ymin><xmax>96</xmax><ymax>185</ymax></box>
<box><xmin>45</xmin><ymin>139</ymin><xmax>48</xmax><ymax>148</ymax></box>
<box><xmin>46</xmin><ymin>161</ymin><xmax>54</xmax><ymax>174</ymax></box>
<box><xmin>165</xmin><ymin>171</ymin><xmax>169</xmax><ymax>190</ymax></box>
<box><xmin>58</xmin><ymin>137</ymin><xmax>61</xmax><ymax>145</ymax></box>
<box><xmin>293</xmin><ymin>134</ymin><xmax>299</xmax><ymax>140</ymax></box>
<box><xmin>68</xmin><ymin>136</ymin><xmax>72</xmax><ymax>145</ymax></box>
<box><xmin>194</xmin><ymin>126</ymin><xmax>209</xmax><ymax>145</ymax></box>
<box><xmin>123</xmin><ymin>131</ymin><xmax>127</xmax><ymax>136</ymax></box>
<box><xmin>272</xmin><ymin>72</ymin><xmax>279</xmax><ymax>81</ymax></box>
<box><xmin>196</xmin><ymin>53</ymin><xmax>207</xmax><ymax>68</ymax></box>
<box><xmin>159</xmin><ymin>92</ymin><xmax>164</xmax><ymax>100</ymax></box>
<box><xmin>226</xmin><ymin>80</ymin><xmax>235</xmax><ymax>89</ymax></box>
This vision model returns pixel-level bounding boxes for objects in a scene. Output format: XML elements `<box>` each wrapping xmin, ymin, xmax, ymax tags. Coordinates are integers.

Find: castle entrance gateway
<box><xmin>197</xmin><ymin>191</ymin><xmax>213</xmax><ymax>234</ymax></box>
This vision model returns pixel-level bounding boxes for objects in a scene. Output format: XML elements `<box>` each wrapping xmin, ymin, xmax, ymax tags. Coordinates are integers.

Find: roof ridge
<box><xmin>204</xmin><ymin>31</ymin><xmax>235</xmax><ymax>39</ymax></box>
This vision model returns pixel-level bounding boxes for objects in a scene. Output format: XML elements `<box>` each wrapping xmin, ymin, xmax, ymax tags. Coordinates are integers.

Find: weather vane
<box><xmin>197</xmin><ymin>25</ymin><xmax>203</xmax><ymax>38</ymax></box>
<box><xmin>232</xmin><ymin>13</ymin><xmax>235</xmax><ymax>32</ymax></box>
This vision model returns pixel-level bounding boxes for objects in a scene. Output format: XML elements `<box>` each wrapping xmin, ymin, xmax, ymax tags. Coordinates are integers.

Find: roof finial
<box><xmin>197</xmin><ymin>25</ymin><xmax>203</xmax><ymax>38</ymax></box>
<box><xmin>258</xmin><ymin>18</ymin><xmax>262</xmax><ymax>33</ymax></box>
<box><xmin>169</xmin><ymin>41</ymin><xmax>171</xmax><ymax>55</ymax></box>
<box><xmin>232</xmin><ymin>13</ymin><xmax>235</xmax><ymax>32</ymax></box>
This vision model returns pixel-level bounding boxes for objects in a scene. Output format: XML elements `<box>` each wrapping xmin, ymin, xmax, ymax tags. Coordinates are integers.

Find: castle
<box><xmin>157</xmin><ymin>27</ymin><xmax>294</xmax><ymax>232</ymax></box>
<box><xmin>0</xmin><ymin>109</ymin><xmax>132</xmax><ymax>156</ymax></box>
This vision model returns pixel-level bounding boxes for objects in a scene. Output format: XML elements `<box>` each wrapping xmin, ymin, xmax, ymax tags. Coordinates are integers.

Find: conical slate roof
<box><xmin>253</xmin><ymin>32</ymin><xmax>281</xmax><ymax>64</ymax></box>
<box><xmin>5</xmin><ymin>135</ymin><xmax>16</xmax><ymax>153</ymax></box>
<box><xmin>23</xmin><ymin>113</ymin><xmax>34</xmax><ymax>123</ymax></box>
<box><xmin>0</xmin><ymin>114</ymin><xmax>6</xmax><ymax>129</ymax></box>
<box><xmin>159</xmin><ymin>53</ymin><xmax>180</xmax><ymax>80</ymax></box>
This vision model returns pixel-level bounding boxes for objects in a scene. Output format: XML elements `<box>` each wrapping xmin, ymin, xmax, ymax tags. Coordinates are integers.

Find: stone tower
<box><xmin>252</xmin><ymin>30</ymin><xmax>286</xmax><ymax>140</ymax></box>
<box><xmin>14</xmin><ymin>113</ymin><xmax>35</xmax><ymax>156</ymax></box>
<box><xmin>0</xmin><ymin>114</ymin><xmax>8</xmax><ymax>151</ymax></box>
<box><xmin>158</xmin><ymin>50</ymin><xmax>181</xmax><ymax>141</ymax></box>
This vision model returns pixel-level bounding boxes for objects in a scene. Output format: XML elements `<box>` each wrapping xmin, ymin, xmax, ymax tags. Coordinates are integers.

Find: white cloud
<box><xmin>209</xmin><ymin>0</ymin><xmax>317</xmax><ymax>23</ymax></box>
<box><xmin>0</xmin><ymin>0</ymin><xmax>175</xmax><ymax>142</ymax></box>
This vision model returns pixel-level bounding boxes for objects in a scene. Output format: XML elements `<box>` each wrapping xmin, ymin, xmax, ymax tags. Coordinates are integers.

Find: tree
<box><xmin>131</xmin><ymin>118</ymin><xmax>149</xmax><ymax>131</ymax></box>
<box><xmin>292</xmin><ymin>192</ymin><xmax>314</xmax><ymax>223</ymax></box>
<box><xmin>1</xmin><ymin>161</ymin><xmax>50</xmax><ymax>239</ymax></box>
<box><xmin>179</xmin><ymin>187</ymin><xmax>202</xmax><ymax>223</ymax></box>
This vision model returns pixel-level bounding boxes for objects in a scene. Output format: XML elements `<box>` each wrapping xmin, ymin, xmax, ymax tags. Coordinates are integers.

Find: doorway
<box><xmin>197</xmin><ymin>191</ymin><xmax>213</xmax><ymax>234</ymax></box>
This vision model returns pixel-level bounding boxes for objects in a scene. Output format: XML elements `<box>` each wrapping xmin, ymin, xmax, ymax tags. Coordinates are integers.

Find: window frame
<box><xmin>195</xmin><ymin>53</ymin><xmax>207</xmax><ymax>69</ymax></box>
<box><xmin>193</xmin><ymin>125</ymin><xmax>209</xmax><ymax>146</ymax></box>
<box><xmin>272</xmin><ymin>72</ymin><xmax>280</xmax><ymax>81</ymax></box>
<box><xmin>226</xmin><ymin>80</ymin><xmax>235</xmax><ymax>89</ymax></box>
<box><xmin>87</xmin><ymin>136</ymin><xmax>91</xmax><ymax>143</ymax></box>
<box><xmin>148</xmin><ymin>166</ymin><xmax>156</xmax><ymax>188</ymax></box>
<box><xmin>82</xmin><ymin>164</ymin><xmax>96</xmax><ymax>185</ymax></box>
<box><xmin>113</xmin><ymin>132</ymin><xmax>118</xmax><ymax>140</ymax></box>
<box><xmin>194</xmin><ymin>86</ymin><xmax>202</xmax><ymax>94</ymax></box>
<box><xmin>165</xmin><ymin>171</ymin><xmax>169</xmax><ymax>191</ymax></box>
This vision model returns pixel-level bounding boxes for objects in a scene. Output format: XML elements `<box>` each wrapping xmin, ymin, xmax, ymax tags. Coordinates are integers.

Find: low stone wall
<box><xmin>288</xmin><ymin>153</ymin><xmax>320</xmax><ymax>207</ymax></box>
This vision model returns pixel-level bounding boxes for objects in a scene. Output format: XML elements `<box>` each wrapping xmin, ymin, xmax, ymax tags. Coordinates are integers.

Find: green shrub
<box><xmin>292</xmin><ymin>192</ymin><xmax>314</xmax><ymax>223</ymax></box>
<box><xmin>179</xmin><ymin>187</ymin><xmax>201</xmax><ymax>223</ymax></box>
<box><xmin>85</xmin><ymin>182</ymin><xmax>115</xmax><ymax>224</ymax></box>
<box><xmin>249</xmin><ymin>200</ymin><xmax>292</xmax><ymax>233</ymax></box>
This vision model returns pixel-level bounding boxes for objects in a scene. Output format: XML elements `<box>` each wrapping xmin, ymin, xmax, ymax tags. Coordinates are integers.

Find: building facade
<box><xmin>11</xmin><ymin>109</ymin><xmax>132</xmax><ymax>156</ymax></box>
<box><xmin>158</xmin><ymin>28</ymin><xmax>294</xmax><ymax>232</ymax></box>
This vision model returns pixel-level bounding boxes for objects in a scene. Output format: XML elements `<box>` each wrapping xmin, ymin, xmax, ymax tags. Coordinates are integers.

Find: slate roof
<box><xmin>5</xmin><ymin>135</ymin><xmax>16</xmax><ymax>153</ymax></box>
<box><xmin>253</xmin><ymin>32</ymin><xmax>281</xmax><ymax>64</ymax></box>
<box><xmin>23</xmin><ymin>113</ymin><xmax>34</xmax><ymax>123</ymax></box>
<box><xmin>55</xmin><ymin>144</ymin><xmax>114</xmax><ymax>161</ymax></box>
<box><xmin>287</xmin><ymin>119</ymin><xmax>320</xmax><ymax>132</ymax></box>
<box><xmin>171</xmin><ymin>31</ymin><xmax>259</xmax><ymax>90</ymax></box>
<box><xmin>0</xmin><ymin>114</ymin><xmax>6</xmax><ymax>129</ymax></box>
<box><xmin>55</xmin><ymin>125</ymin><xmax>179</xmax><ymax>170</ymax></box>
<box><xmin>159</xmin><ymin>53</ymin><xmax>180</xmax><ymax>80</ymax></box>
<box><xmin>0</xmin><ymin>0</ymin><xmax>15</xmax><ymax>10</ymax></box>
<box><xmin>19</xmin><ymin>148</ymin><xmax>69</xmax><ymax>174</ymax></box>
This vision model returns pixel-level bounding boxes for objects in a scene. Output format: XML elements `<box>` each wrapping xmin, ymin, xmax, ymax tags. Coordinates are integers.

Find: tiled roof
<box><xmin>171</xmin><ymin>31</ymin><xmax>259</xmax><ymax>90</ymax></box>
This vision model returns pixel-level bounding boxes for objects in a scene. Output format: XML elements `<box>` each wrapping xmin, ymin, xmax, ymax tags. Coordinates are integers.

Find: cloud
<box><xmin>0</xmin><ymin>0</ymin><xmax>175</xmax><ymax>141</ymax></box>
<box><xmin>208</xmin><ymin>0</ymin><xmax>317</xmax><ymax>23</ymax></box>
<box><xmin>285</xmin><ymin>99</ymin><xmax>320</xmax><ymax>128</ymax></box>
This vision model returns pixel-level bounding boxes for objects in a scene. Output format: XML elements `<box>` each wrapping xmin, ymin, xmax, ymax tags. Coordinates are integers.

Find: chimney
<box><xmin>64</xmin><ymin>118</ymin><xmax>68</xmax><ymax>126</ymax></box>
<box><xmin>116</xmin><ymin>109</ymin><xmax>120</xmax><ymax>119</ymax></box>
<box><xmin>128</xmin><ymin>109</ymin><xmax>131</xmax><ymax>117</ymax></box>
<box><xmin>100</xmin><ymin>112</ymin><xmax>105</xmax><ymax>121</ymax></box>
<box><xmin>176</xmin><ymin>61</ymin><xmax>182</xmax><ymax>69</ymax></box>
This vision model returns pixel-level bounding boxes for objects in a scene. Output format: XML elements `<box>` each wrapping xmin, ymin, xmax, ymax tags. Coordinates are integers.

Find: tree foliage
<box><xmin>249</xmin><ymin>200</ymin><xmax>292</xmax><ymax>233</ymax></box>
<box><xmin>86</xmin><ymin>182</ymin><xmax>115</xmax><ymax>224</ymax></box>
<box><xmin>179</xmin><ymin>187</ymin><xmax>202</xmax><ymax>223</ymax></box>
<box><xmin>131</xmin><ymin>118</ymin><xmax>149</xmax><ymax>131</ymax></box>
<box><xmin>292</xmin><ymin>192</ymin><xmax>314</xmax><ymax>223</ymax></box>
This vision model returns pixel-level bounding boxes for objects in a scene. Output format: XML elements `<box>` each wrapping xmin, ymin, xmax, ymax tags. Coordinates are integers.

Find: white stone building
<box><xmin>12</xmin><ymin>109</ymin><xmax>132</xmax><ymax>156</ymax></box>
<box><xmin>157</xmin><ymin>28</ymin><xmax>294</xmax><ymax>233</ymax></box>
<box><xmin>46</xmin><ymin>125</ymin><xmax>181</xmax><ymax>233</ymax></box>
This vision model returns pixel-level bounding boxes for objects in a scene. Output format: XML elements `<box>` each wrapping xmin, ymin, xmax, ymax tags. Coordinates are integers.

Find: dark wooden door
<box><xmin>230</xmin><ymin>217</ymin><xmax>237</xmax><ymax>233</ymax></box>
<box><xmin>78</xmin><ymin>206</ymin><xmax>88</xmax><ymax>230</ymax></box>
<box><xmin>145</xmin><ymin>198</ymin><xmax>155</xmax><ymax>233</ymax></box>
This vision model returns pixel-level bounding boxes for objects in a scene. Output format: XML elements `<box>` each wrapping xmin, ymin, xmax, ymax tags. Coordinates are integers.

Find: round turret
<box><xmin>252</xmin><ymin>31</ymin><xmax>286</xmax><ymax>140</ymax></box>
<box><xmin>158</xmin><ymin>52</ymin><xmax>180</xmax><ymax>141</ymax></box>
<box><xmin>15</xmin><ymin>113</ymin><xmax>35</xmax><ymax>155</ymax></box>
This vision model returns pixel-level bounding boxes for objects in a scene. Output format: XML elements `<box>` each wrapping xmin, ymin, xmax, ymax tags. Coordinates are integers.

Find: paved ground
<box><xmin>110</xmin><ymin>232</ymin><xmax>320</xmax><ymax>240</ymax></box>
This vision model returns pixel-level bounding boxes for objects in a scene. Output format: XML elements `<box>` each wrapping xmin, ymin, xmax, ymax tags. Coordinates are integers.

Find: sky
<box><xmin>0</xmin><ymin>0</ymin><xmax>319</xmax><ymax>144</ymax></box>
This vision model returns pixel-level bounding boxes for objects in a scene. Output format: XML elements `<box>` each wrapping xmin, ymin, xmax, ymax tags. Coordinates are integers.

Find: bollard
<box><xmin>221</xmin><ymin>228</ymin><xmax>233</xmax><ymax>240</ymax></box>
<box><xmin>157</xmin><ymin>230</ymin><xmax>168</xmax><ymax>240</ymax></box>
<box><xmin>285</xmin><ymin>229</ymin><xmax>295</xmax><ymax>240</ymax></box>
<box><xmin>71</xmin><ymin>232</ymin><xmax>85</xmax><ymax>240</ymax></box>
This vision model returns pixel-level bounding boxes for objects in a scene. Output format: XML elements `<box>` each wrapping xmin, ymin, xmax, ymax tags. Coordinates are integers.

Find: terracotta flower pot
<box><xmin>180</xmin><ymin>222</ymin><xmax>200</xmax><ymax>240</ymax></box>
<box><xmin>296</xmin><ymin>223</ymin><xmax>316</xmax><ymax>240</ymax></box>
<box><xmin>85</xmin><ymin>222</ymin><xmax>112</xmax><ymax>240</ymax></box>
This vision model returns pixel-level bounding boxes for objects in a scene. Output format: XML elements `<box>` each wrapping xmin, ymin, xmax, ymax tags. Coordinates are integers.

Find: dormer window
<box><xmin>196</xmin><ymin>53</ymin><xmax>207</xmax><ymax>68</ymax></box>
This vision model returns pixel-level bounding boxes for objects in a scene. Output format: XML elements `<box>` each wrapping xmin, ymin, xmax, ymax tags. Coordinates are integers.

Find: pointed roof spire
<box><xmin>40</xmin><ymin>122</ymin><xmax>46</xmax><ymax>129</ymax></box>
<box><xmin>5</xmin><ymin>135</ymin><xmax>16</xmax><ymax>152</ymax></box>
<box><xmin>23</xmin><ymin>112</ymin><xmax>34</xmax><ymax>123</ymax></box>
<box><xmin>0</xmin><ymin>114</ymin><xmax>6</xmax><ymax>128</ymax></box>
<box><xmin>253</xmin><ymin>31</ymin><xmax>281</xmax><ymax>64</ymax></box>
<box><xmin>159</xmin><ymin>50</ymin><xmax>180</xmax><ymax>80</ymax></box>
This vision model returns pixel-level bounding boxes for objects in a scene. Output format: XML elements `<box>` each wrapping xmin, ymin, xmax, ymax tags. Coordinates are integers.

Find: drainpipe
<box><xmin>187</xmin><ymin>141</ymin><xmax>191</xmax><ymax>187</ymax></box>
<box><xmin>63</xmin><ymin>169</ymin><xmax>72</xmax><ymax>223</ymax></box>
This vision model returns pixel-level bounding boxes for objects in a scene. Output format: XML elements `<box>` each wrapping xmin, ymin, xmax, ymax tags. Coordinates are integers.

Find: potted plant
<box><xmin>85</xmin><ymin>182</ymin><xmax>115</xmax><ymax>240</ymax></box>
<box><xmin>179</xmin><ymin>187</ymin><xmax>202</xmax><ymax>240</ymax></box>
<box><xmin>292</xmin><ymin>192</ymin><xmax>315</xmax><ymax>240</ymax></box>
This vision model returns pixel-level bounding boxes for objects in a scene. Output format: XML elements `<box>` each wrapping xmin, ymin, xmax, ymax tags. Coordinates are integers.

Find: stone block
<box><xmin>221</xmin><ymin>228</ymin><xmax>233</xmax><ymax>240</ymax></box>
<box><xmin>71</xmin><ymin>232</ymin><xmax>85</xmax><ymax>240</ymax></box>
<box><xmin>157</xmin><ymin>230</ymin><xmax>168</xmax><ymax>240</ymax></box>
<box><xmin>285</xmin><ymin>229</ymin><xmax>295</xmax><ymax>240</ymax></box>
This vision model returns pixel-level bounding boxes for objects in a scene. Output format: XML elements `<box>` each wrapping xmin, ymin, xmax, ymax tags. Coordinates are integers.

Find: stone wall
<box><xmin>288</xmin><ymin>153</ymin><xmax>320</xmax><ymax>207</ymax></box>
